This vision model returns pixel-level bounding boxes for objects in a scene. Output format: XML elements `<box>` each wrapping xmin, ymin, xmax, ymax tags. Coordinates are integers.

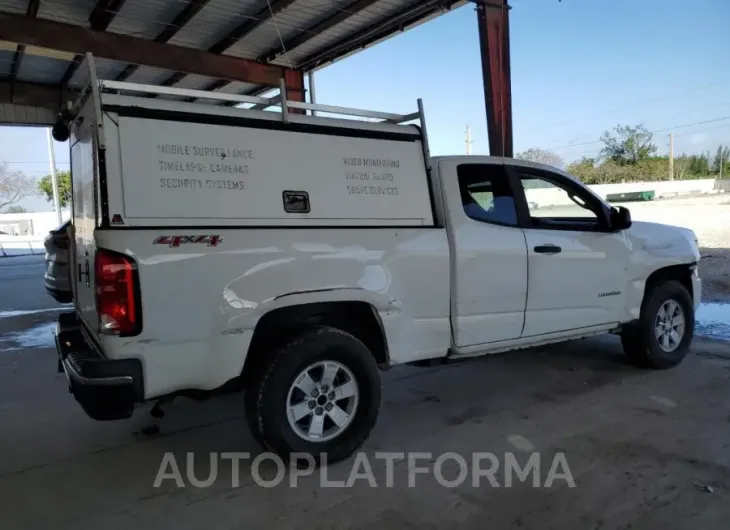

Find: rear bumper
<box><xmin>55</xmin><ymin>312</ymin><xmax>144</xmax><ymax>421</ymax></box>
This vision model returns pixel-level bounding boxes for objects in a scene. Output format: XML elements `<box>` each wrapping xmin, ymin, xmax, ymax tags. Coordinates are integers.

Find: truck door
<box><xmin>439</xmin><ymin>159</ymin><xmax>529</xmax><ymax>347</ymax></box>
<box><xmin>70</xmin><ymin>97</ymin><xmax>101</xmax><ymax>334</ymax></box>
<box><xmin>510</xmin><ymin>166</ymin><xmax>630</xmax><ymax>337</ymax></box>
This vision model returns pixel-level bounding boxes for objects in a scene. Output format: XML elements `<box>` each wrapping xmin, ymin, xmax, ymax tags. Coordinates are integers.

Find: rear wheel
<box><xmin>246</xmin><ymin>326</ymin><xmax>381</xmax><ymax>464</ymax></box>
<box><xmin>621</xmin><ymin>280</ymin><xmax>694</xmax><ymax>369</ymax></box>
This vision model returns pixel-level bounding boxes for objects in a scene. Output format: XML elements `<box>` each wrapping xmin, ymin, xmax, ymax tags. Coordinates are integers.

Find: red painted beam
<box><xmin>0</xmin><ymin>12</ymin><xmax>295</xmax><ymax>88</ymax></box>
<box><xmin>476</xmin><ymin>0</ymin><xmax>513</xmax><ymax>157</ymax></box>
<box><xmin>284</xmin><ymin>68</ymin><xmax>305</xmax><ymax>114</ymax></box>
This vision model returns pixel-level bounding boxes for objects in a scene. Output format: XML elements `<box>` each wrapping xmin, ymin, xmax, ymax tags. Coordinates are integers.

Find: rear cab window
<box><xmin>456</xmin><ymin>164</ymin><xmax>518</xmax><ymax>226</ymax></box>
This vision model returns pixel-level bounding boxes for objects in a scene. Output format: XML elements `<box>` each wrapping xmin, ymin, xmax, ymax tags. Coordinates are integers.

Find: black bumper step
<box><xmin>55</xmin><ymin>312</ymin><xmax>144</xmax><ymax>421</ymax></box>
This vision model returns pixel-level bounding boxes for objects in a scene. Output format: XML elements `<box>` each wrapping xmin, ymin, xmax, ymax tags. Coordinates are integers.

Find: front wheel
<box><xmin>621</xmin><ymin>280</ymin><xmax>695</xmax><ymax>369</ymax></box>
<box><xmin>247</xmin><ymin>326</ymin><xmax>381</xmax><ymax>464</ymax></box>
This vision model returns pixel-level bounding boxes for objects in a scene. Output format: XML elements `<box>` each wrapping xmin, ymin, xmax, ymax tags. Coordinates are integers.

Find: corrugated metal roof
<box><xmin>2</xmin><ymin>0</ymin><xmax>462</xmax><ymax>100</ymax></box>
<box><xmin>272</xmin><ymin>0</ymin><xmax>403</xmax><ymax>65</ymax></box>
<box><xmin>67</xmin><ymin>57</ymin><xmax>130</xmax><ymax>88</ymax></box>
<box><xmin>17</xmin><ymin>54</ymin><xmax>68</xmax><ymax>84</ymax></box>
<box><xmin>166</xmin><ymin>0</ymin><xmax>268</xmax><ymax>50</ymax></box>
<box><xmin>126</xmin><ymin>65</ymin><xmax>178</xmax><ymax>85</ymax></box>
<box><xmin>0</xmin><ymin>102</ymin><xmax>56</xmax><ymax>124</ymax></box>
<box><xmin>210</xmin><ymin>80</ymin><xmax>260</xmax><ymax>95</ymax></box>
<box><xmin>173</xmin><ymin>74</ymin><xmax>221</xmax><ymax>91</ymax></box>
<box><xmin>0</xmin><ymin>49</ymin><xmax>14</xmax><ymax>77</ymax></box>
<box><xmin>107</xmin><ymin>0</ymin><xmax>186</xmax><ymax>40</ymax></box>
<box><xmin>0</xmin><ymin>0</ymin><xmax>27</xmax><ymax>16</ymax></box>
<box><xmin>38</xmin><ymin>0</ymin><xmax>99</xmax><ymax>27</ymax></box>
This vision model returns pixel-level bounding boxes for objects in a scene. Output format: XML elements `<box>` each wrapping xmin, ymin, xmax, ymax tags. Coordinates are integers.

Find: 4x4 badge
<box><xmin>153</xmin><ymin>235</ymin><xmax>223</xmax><ymax>248</ymax></box>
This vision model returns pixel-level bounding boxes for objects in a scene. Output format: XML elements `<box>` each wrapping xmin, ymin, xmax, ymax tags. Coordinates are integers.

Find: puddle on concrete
<box><xmin>0</xmin><ymin>306</ymin><xmax>70</xmax><ymax>319</ymax></box>
<box><xmin>696</xmin><ymin>303</ymin><xmax>730</xmax><ymax>342</ymax></box>
<box><xmin>2</xmin><ymin>322</ymin><xmax>57</xmax><ymax>350</ymax></box>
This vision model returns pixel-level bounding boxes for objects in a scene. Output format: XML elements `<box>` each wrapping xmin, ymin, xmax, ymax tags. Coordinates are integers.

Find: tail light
<box><xmin>95</xmin><ymin>249</ymin><xmax>141</xmax><ymax>336</ymax></box>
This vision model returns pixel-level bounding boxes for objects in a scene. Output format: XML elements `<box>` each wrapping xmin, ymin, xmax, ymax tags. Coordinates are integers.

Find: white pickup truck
<box><xmin>55</xmin><ymin>57</ymin><xmax>700</xmax><ymax>464</ymax></box>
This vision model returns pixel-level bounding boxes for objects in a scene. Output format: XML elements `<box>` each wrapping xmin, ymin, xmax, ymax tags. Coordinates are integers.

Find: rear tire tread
<box><xmin>249</xmin><ymin>326</ymin><xmax>381</xmax><ymax>464</ymax></box>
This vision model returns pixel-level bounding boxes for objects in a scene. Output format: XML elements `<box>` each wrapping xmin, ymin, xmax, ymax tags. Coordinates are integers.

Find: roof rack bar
<box><xmin>250</xmin><ymin>94</ymin><xmax>281</xmax><ymax>111</ymax></box>
<box><xmin>287</xmin><ymin>101</ymin><xmax>407</xmax><ymax>122</ymax></box>
<box><xmin>392</xmin><ymin>111</ymin><xmax>421</xmax><ymax>123</ymax></box>
<box><xmin>99</xmin><ymin>80</ymin><xmax>272</xmax><ymax>106</ymax></box>
<box><xmin>96</xmin><ymin>75</ymin><xmax>423</xmax><ymax>125</ymax></box>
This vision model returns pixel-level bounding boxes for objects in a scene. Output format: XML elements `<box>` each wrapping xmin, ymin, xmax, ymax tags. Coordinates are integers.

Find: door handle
<box><xmin>534</xmin><ymin>244</ymin><xmax>562</xmax><ymax>255</ymax></box>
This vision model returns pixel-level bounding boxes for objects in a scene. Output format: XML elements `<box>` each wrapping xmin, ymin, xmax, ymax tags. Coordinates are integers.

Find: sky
<box><xmin>2</xmin><ymin>0</ymin><xmax>729</xmax><ymax>211</ymax></box>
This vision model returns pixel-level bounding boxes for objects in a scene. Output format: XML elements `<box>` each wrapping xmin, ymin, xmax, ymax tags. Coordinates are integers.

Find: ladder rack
<box><xmin>98</xmin><ymin>79</ymin><xmax>422</xmax><ymax>126</ymax></box>
<box><xmin>66</xmin><ymin>53</ymin><xmax>432</xmax><ymax>168</ymax></box>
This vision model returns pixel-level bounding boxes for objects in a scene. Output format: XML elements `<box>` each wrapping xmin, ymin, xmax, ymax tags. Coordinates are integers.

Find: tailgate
<box><xmin>69</xmin><ymin>58</ymin><xmax>105</xmax><ymax>335</ymax></box>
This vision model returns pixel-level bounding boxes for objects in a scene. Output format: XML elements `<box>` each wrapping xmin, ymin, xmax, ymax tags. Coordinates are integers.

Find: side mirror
<box><xmin>610</xmin><ymin>206</ymin><xmax>632</xmax><ymax>231</ymax></box>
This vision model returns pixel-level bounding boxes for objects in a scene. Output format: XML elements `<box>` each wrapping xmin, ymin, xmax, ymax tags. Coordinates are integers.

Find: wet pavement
<box><xmin>0</xmin><ymin>255</ymin><xmax>53</xmax><ymax>313</ymax></box>
<box><xmin>696</xmin><ymin>303</ymin><xmax>730</xmax><ymax>343</ymax></box>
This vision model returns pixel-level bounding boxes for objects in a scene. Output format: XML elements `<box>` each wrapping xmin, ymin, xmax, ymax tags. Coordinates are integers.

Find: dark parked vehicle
<box><xmin>44</xmin><ymin>219</ymin><xmax>72</xmax><ymax>303</ymax></box>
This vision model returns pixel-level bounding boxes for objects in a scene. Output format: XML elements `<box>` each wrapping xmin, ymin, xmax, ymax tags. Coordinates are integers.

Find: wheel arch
<box><xmin>642</xmin><ymin>263</ymin><xmax>695</xmax><ymax>310</ymax></box>
<box><xmin>241</xmin><ymin>300</ymin><xmax>389</xmax><ymax>386</ymax></box>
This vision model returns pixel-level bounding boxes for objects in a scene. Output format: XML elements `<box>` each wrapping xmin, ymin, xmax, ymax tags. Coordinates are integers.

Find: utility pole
<box><xmin>720</xmin><ymin>149</ymin><xmax>724</xmax><ymax>180</ymax></box>
<box><xmin>466</xmin><ymin>125</ymin><xmax>473</xmax><ymax>155</ymax></box>
<box><xmin>46</xmin><ymin>128</ymin><xmax>62</xmax><ymax>225</ymax></box>
<box><xmin>668</xmin><ymin>133</ymin><xmax>674</xmax><ymax>181</ymax></box>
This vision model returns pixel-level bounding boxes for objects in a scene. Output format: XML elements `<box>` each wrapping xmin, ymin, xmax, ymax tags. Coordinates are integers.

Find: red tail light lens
<box><xmin>95</xmin><ymin>249</ymin><xmax>141</xmax><ymax>335</ymax></box>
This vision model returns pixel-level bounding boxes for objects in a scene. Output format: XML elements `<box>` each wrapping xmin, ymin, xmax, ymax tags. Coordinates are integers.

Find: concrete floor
<box><xmin>0</xmin><ymin>255</ymin><xmax>55</xmax><ymax>313</ymax></box>
<box><xmin>2</xmin><ymin>258</ymin><xmax>730</xmax><ymax>529</ymax></box>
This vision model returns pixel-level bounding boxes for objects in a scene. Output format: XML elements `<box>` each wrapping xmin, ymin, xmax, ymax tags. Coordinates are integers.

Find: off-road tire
<box><xmin>621</xmin><ymin>280</ymin><xmax>694</xmax><ymax>369</ymax></box>
<box><xmin>247</xmin><ymin>326</ymin><xmax>381</xmax><ymax>465</ymax></box>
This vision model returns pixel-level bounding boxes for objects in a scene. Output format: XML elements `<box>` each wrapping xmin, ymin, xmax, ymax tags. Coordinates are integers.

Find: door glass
<box><xmin>457</xmin><ymin>165</ymin><xmax>518</xmax><ymax>226</ymax></box>
<box><xmin>521</xmin><ymin>175</ymin><xmax>598</xmax><ymax>220</ymax></box>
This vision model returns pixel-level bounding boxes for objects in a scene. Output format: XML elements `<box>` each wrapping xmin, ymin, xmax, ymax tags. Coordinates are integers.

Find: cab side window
<box><xmin>516</xmin><ymin>169</ymin><xmax>607</xmax><ymax>231</ymax></box>
<box><xmin>457</xmin><ymin>164</ymin><xmax>518</xmax><ymax>226</ymax></box>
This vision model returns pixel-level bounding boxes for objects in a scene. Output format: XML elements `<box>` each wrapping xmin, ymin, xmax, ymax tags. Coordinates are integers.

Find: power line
<box><xmin>534</xmin><ymin>79</ymin><xmax>730</xmax><ymax>132</ymax></box>
<box><xmin>549</xmin><ymin>116</ymin><xmax>730</xmax><ymax>152</ymax></box>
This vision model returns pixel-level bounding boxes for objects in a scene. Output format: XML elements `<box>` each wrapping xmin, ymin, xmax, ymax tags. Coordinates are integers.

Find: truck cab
<box><xmin>54</xmin><ymin>55</ymin><xmax>700</xmax><ymax>465</ymax></box>
<box><xmin>434</xmin><ymin>156</ymin><xmax>700</xmax><ymax>353</ymax></box>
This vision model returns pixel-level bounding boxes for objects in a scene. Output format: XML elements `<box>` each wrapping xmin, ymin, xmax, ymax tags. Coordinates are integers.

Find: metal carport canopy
<box><xmin>0</xmin><ymin>0</ymin><xmax>468</xmax><ymax>125</ymax></box>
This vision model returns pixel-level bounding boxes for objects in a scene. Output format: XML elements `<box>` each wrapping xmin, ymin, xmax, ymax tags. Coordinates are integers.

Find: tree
<box><xmin>599</xmin><ymin>124</ymin><xmax>657</xmax><ymax>165</ymax></box>
<box><xmin>673</xmin><ymin>154</ymin><xmax>690</xmax><ymax>180</ymax></box>
<box><xmin>712</xmin><ymin>145</ymin><xmax>730</xmax><ymax>175</ymax></box>
<box><xmin>3</xmin><ymin>205</ymin><xmax>27</xmax><ymax>213</ymax></box>
<box><xmin>0</xmin><ymin>162</ymin><xmax>36</xmax><ymax>211</ymax></box>
<box><xmin>516</xmin><ymin>148</ymin><xmax>565</xmax><ymax>168</ymax></box>
<box><xmin>687</xmin><ymin>153</ymin><xmax>710</xmax><ymax>176</ymax></box>
<box><xmin>566</xmin><ymin>157</ymin><xmax>598</xmax><ymax>183</ymax></box>
<box><xmin>38</xmin><ymin>170</ymin><xmax>71</xmax><ymax>208</ymax></box>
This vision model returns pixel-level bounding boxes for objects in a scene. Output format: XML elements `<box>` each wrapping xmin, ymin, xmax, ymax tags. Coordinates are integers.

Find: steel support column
<box><xmin>284</xmin><ymin>69</ymin><xmax>306</xmax><ymax>114</ymax></box>
<box><xmin>476</xmin><ymin>0</ymin><xmax>513</xmax><ymax>157</ymax></box>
